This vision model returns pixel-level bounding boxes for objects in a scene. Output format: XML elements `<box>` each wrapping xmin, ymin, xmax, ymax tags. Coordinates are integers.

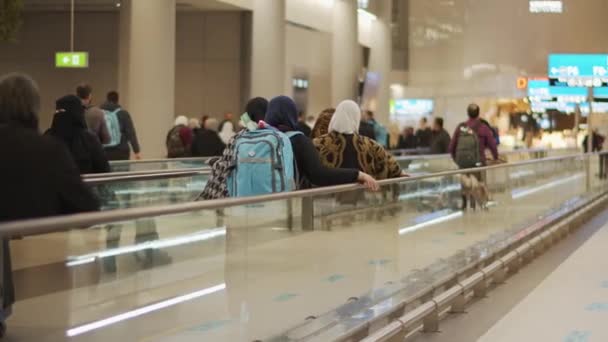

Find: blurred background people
<box><xmin>416</xmin><ymin>117</ymin><xmax>432</xmax><ymax>148</ymax></box>
<box><xmin>191</xmin><ymin>118</ymin><xmax>225</xmax><ymax>157</ymax></box>
<box><xmin>296</xmin><ymin>111</ymin><xmax>312</xmax><ymax>137</ymax></box>
<box><xmin>366</xmin><ymin>111</ymin><xmax>388</xmax><ymax>147</ymax></box>
<box><xmin>166</xmin><ymin>115</ymin><xmax>192</xmax><ymax>158</ymax></box>
<box><xmin>218</xmin><ymin>111</ymin><xmax>236</xmax><ymax>144</ymax></box>
<box><xmin>47</xmin><ymin>95</ymin><xmax>110</xmax><ymax>174</ymax></box>
<box><xmin>429</xmin><ymin>117</ymin><xmax>451</xmax><ymax>154</ymax></box>
<box><xmin>397</xmin><ymin>126</ymin><xmax>417</xmax><ymax>149</ymax></box>
<box><xmin>101</xmin><ymin>91</ymin><xmax>141</xmax><ymax>161</ymax></box>
<box><xmin>77</xmin><ymin>83</ymin><xmax>109</xmax><ymax>144</ymax></box>
<box><xmin>189</xmin><ymin>117</ymin><xmax>201</xmax><ymax>135</ymax></box>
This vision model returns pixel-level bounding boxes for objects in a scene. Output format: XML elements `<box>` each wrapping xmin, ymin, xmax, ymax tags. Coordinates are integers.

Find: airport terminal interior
<box><xmin>1</xmin><ymin>0</ymin><xmax>608</xmax><ymax>341</ymax></box>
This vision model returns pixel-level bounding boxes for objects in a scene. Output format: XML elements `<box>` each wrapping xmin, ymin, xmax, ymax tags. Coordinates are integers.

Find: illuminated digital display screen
<box><xmin>528</xmin><ymin>77</ymin><xmax>608</xmax><ymax>113</ymax></box>
<box><xmin>529</xmin><ymin>1</ymin><xmax>563</xmax><ymax>13</ymax></box>
<box><xmin>548</xmin><ymin>54</ymin><xmax>608</xmax><ymax>87</ymax></box>
<box><xmin>390</xmin><ymin>99</ymin><xmax>434</xmax><ymax>116</ymax></box>
<box><xmin>528</xmin><ymin>77</ymin><xmax>608</xmax><ymax>103</ymax></box>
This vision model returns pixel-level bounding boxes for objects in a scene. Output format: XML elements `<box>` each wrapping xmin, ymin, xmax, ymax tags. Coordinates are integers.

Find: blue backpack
<box><xmin>103</xmin><ymin>109</ymin><xmax>122</xmax><ymax>148</ymax></box>
<box><xmin>227</xmin><ymin>129</ymin><xmax>302</xmax><ymax>197</ymax></box>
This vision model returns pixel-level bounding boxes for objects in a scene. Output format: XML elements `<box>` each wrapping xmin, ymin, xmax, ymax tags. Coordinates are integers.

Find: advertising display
<box><xmin>389</xmin><ymin>99</ymin><xmax>434</xmax><ymax>116</ymax></box>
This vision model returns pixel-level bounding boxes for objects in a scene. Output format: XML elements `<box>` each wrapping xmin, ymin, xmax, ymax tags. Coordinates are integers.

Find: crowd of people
<box><xmin>0</xmin><ymin>72</ymin><xmax>507</xmax><ymax>214</ymax></box>
<box><xmin>0</xmin><ymin>72</ymin><xmax>508</xmax><ymax>315</ymax></box>
<box><xmin>0</xmin><ymin>71</ymin><xmax>509</xmax><ymax>214</ymax></box>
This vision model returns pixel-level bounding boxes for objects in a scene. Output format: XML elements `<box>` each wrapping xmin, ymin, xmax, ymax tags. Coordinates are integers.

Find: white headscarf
<box><xmin>328</xmin><ymin>100</ymin><xmax>361</xmax><ymax>134</ymax></box>
<box><xmin>174</xmin><ymin>115</ymin><xmax>188</xmax><ymax>127</ymax></box>
<box><xmin>219</xmin><ymin>121</ymin><xmax>235</xmax><ymax>144</ymax></box>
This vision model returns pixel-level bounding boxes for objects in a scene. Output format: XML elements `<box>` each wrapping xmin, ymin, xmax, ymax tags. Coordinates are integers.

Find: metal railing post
<box><xmin>301</xmin><ymin>196</ymin><xmax>314</xmax><ymax>231</ymax></box>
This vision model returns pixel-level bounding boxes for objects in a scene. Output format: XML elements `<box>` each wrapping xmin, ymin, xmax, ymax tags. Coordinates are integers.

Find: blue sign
<box><xmin>549</xmin><ymin>54</ymin><xmax>608</xmax><ymax>78</ymax></box>
<box><xmin>528</xmin><ymin>77</ymin><xmax>608</xmax><ymax>103</ymax></box>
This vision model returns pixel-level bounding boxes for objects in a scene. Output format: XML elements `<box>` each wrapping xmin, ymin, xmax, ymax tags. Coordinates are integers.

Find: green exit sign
<box><xmin>55</xmin><ymin>52</ymin><xmax>89</xmax><ymax>68</ymax></box>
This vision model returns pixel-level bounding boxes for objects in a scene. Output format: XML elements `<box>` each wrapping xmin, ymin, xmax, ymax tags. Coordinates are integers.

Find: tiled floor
<box><xmin>479</xmin><ymin>213</ymin><xmax>608</xmax><ymax>342</ymax></box>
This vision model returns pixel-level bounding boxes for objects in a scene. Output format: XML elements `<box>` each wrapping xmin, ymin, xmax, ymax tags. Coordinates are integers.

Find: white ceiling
<box><xmin>23</xmin><ymin>0</ymin><xmax>245</xmax><ymax>11</ymax></box>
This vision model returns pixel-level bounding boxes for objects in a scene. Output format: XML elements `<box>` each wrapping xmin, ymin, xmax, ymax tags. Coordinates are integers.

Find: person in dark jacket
<box><xmin>191</xmin><ymin>118</ymin><xmax>226</xmax><ymax>157</ymax></box>
<box><xmin>296</xmin><ymin>111</ymin><xmax>312</xmax><ymax>137</ymax></box>
<box><xmin>264</xmin><ymin>96</ymin><xmax>378</xmax><ymax>190</ymax></box>
<box><xmin>77</xmin><ymin>83</ymin><xmax>110</xmax><ymax>144</ymax></box>
<box><xmin>397</xmin><ymin>127</ymin><xmax>417</xmax><ymax>149</ymax></box>
<box><xmin>359</xmin><ymin>120</ymin><xmax>376</xmax><ymax>140</ymax></box>
<box><xmin>46</xmin><ymin>95</ymin><xmax>110</xmax><ymax>174</ymax></box>
<box><xmin>416</xmin><ymin>117</ymin><xmax>433</xmax><ymax>148</ymax></box>
<box><xmin>0</xmin><ymin>73</ymin><xmax>100</xmax><ymax>314</ymax></box>
<box><xmin>583</xmin><ymin>129</ymin><xmax>607</xmax><ymax>179</ymax></box>
<box><xmin>429</xmin><ymin>117</ymin><xmax>451</xmax><ymax>154</ymax></box>
<box><xmin>100</xmin><ymin>91</ymin><xmax>141</xmax><ymax>161</ymax></box>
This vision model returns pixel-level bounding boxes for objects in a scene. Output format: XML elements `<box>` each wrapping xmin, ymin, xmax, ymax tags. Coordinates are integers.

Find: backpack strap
<box><xmin>285</xmin><ymin>130</ymin><xmax>303</xmax><ymax>189</ymax></box>
<box><xmin>285</xmin><ymin>131</ymin><xmax>304</xmax><ymax>138</ymax></box>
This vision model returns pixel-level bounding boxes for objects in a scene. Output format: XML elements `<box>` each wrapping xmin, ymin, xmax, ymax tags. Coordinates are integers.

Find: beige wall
<box><xmin>0</xmin><ymin>12</ymin><xmax>119</xmax><ymax>130</ymax></box>
<box><xmin>285</xmin><ymin>25</ymin><xmax>332</xmax><ymax>117</ymax></box>
<box><xmin>0</xmin><ymin>11</ymin><xmax>245</xmax><ymax>131</ymax></box>
<box><xmin>175</xmin><ymin>12</ymin><xmax>245</xmax><ymax>121</ymax></box>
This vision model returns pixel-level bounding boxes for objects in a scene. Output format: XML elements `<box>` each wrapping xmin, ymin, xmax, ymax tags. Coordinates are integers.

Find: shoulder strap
<box><xmin>286</xmin><ymin>131</ymin><xmax>304</xmax><ymax>138</ymax></box>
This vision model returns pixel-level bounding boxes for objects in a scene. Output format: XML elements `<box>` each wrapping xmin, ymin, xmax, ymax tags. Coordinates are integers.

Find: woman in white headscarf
<box><xmin>218</xmin><ymin>119</ymin><xmax>236</xmax><ymax>145</ymax></box>
<box><xmin>313</xmin><ymin>100</ymin><xmax>403</xmax><ymax>180</ymax></box>
<box><xmin>166</xmin><ymin>115</ymin><xmax>193</xmax><ymax>158</ymax></box>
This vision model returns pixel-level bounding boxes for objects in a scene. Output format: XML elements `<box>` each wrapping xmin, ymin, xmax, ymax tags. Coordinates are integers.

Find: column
<box><xmin>368</xmin><ymin>0</ymin><xmax>393</xmax><ymax>125</ymax></box>
<box><xmin>117</xmin><ymin>0</ymin><xmax>131</xmax><ymax>102</ymax></box>
<box><xmin>331</xmin><ymin>0</ymin><xmax>359</xmax><ymax>105</ymax></box>
<box><xmin>119</xmin><ymin>0</ymin><xmax>176</xmax><ymax>158</ymax></box>
<box><xmin>250</xmin><ymin>0</ymin><xmax>285</xmax><ymax>99</ymax></box>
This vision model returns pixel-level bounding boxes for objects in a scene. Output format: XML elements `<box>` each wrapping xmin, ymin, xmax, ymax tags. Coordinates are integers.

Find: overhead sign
<box><xmin>548</xmin><ymin>54</ymin><xmax>608</xmax><ymax>87</ymax></box>
<box><xmin>528</xmin><ymin>77</ymin><xmax>608</xmax><ymax>103</ymax></box>
<box><xmin>55</xmin><ymin>52</ymin><xmax>89</xmax><ymax>68</ymax></box>
<box><xmin>516</xmin><ymin>77</ymin><xmax>528</xmax><ymax>89</ymax></box>
<box><xmin>528</xmin><ymin>77</ymin><xmax>608</xmax><ymax>113</ymax></box>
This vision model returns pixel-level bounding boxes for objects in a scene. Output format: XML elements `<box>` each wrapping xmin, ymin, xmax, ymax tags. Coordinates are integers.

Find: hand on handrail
<box><xmin>358</xmin><ymin>172</ymin><xmax>379</xmax><ymax>191</ymax></box>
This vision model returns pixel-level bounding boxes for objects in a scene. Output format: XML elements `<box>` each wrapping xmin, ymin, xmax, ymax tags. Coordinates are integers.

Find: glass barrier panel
<box><xmin>90</xmin><ymin>173</ymin><xmax>209</xmax><ymax>210</ymax></box>
<box><xmin>6</xmin><ymin>155</ymin><xmax>606</xmax><ymax>342</ymax></box>
<box><xmin>109</xmin><ymin>158</ymin><xmax>210</xmax><ymax>172</ymax></box>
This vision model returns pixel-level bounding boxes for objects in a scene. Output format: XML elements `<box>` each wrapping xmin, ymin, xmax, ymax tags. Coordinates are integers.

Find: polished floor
<box><xmin>3</xmin><ymin>169</ymin><xmax>596</xmax><ymax>341</ymax></box>
<box><xmin>479</xmin><ymin>214</ymin><xmax>608</xmax><ymax>342</ymax></box>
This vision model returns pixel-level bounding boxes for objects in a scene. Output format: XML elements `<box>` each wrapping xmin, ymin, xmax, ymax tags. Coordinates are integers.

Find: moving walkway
<box><xmin>90</xmin><ymin>148</ymin><xmax>578</xmax><ymax>210</ymax></box>
<box><xmin>0</xmin><ymin>151</ymin><xmax>604</xmax><ymax>341</ymax></box>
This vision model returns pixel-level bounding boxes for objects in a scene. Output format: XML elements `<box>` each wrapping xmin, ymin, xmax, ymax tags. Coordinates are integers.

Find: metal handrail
<box><xmin>91</xmin><ymin>147</ymin><xmax>576</xmax><ymax>180</ymax></box>
<box><xmin>83</xmin><ymin>167</ymin><xmax>210</xmax><ymax>180</ymax></box>
<box><xmin>109</xmin><ymin>156</ymin><xmax>212</xmax><ymax>165</ymax></box>
<box><xmin>84</xmin><ymin>170</ymin><xmax>210</xmax><ymax>185</ymax></box>
<box><xmin>106</xmin><ymin>147</ymin><xmax>579</xmax><ymax>166</ymax></box>
<box><xmin>0</xmin><ymin>153</ymin><xmax>587</xmax><ymax>237</ymax></box>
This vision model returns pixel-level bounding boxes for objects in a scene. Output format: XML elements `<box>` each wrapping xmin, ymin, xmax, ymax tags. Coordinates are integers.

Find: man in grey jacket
<box><xmin>100</xmin><ymin>91</ymin><xmax>141</xmax><ymax>161</ymax></box>
<box><xmin>77</xmin><ymin>84</ymin><xmax>110</xmax><ymax>144</ymax></box>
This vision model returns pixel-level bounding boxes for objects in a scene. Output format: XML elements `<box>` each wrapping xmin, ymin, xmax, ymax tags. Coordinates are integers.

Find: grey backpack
<box><xmin>454</xmin><ymin>122</ymin><xmax>481</xmax><ymax>169</ymax></box>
